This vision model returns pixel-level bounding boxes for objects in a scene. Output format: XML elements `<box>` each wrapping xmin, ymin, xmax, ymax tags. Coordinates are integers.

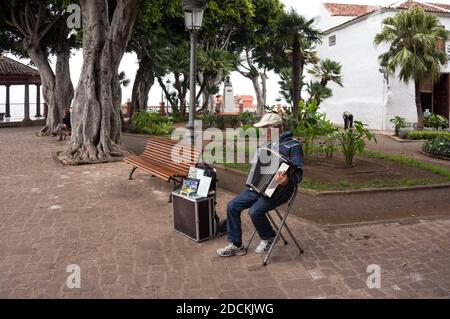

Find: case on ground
<box><xmin>172</xmin><ymin>192</ymin><xmax>216</xmax><ymax>242</ymax></box>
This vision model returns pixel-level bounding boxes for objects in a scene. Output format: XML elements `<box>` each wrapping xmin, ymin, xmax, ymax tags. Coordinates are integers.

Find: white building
<box><xmin>315</xmin><ymin>0</ymin><xmax>450</xmax><ymax>130</ymax></box>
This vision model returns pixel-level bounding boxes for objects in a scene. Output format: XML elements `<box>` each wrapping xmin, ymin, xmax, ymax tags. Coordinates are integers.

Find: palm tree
<box><xmin>277</xmin><ymin>10</ymin><xmax>322</xmax><ymax>116</ymax></box>
<box><xmin>197</xmin><ymin>48</ymin><xmax>238</xmax><ymax>111</ymax></box>
<box><xmin>374</xmin><ymin>7</ymin><xmax>449</xmax><ymax>130</ymax></box>
<box><xmin>307</xmin><ymin>81</ymin><xmax>332</xmax><ymax>104</ymax></box>
<box><xmin>277</xmin><ymin>67</ymin><xmax>294</xmax><ymax>106</ymax></box>
<box><xmin>308</xmin><ymin>59</ymin><xmax>343</xmax><ymax>88</ymax></box>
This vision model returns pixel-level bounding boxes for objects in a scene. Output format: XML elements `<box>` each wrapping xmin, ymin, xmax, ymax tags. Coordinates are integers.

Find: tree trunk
<box><xmin>8</xmin><ymin>2</ymin><xmax>73</xmax><ymax>136</ymax></box>
<box><xmin>250</xmin><ymin>75</ymin><xmax>264</xmax><ymax>116</ymax></box>
<box><xmin>26</xmin><ymin>45</ymin><xmax>57</xmax><ymax>134</ymax></box>
<box><xmin>261</xmin><ymin>72</ymin><xmax>268</xmax><ymax>108</ymax></box>
<box><xmin>130</xmin><ymin>56</ymin><xmax>154</xmax><ymax>119</ymax></box>
<box><xmin>54</xmin><ymin>49</ymin><xmax>74</xmax><ymax>119</ymax></box>
<box><xmin>292</xmin><ymin>33</ymin><xmax>301</xmax><ymax>117</ymax></box>
<box><xmin>59</xmin><ymin>0</ymin><xmax>140</xmax><ymax>165</ymax></box>
<box><xmin>415</xmin><ymin>80</ymin><xmax>424</xmax><ymax>130</ymax></box>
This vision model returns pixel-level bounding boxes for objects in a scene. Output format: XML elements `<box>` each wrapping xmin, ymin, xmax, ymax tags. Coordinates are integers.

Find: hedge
<box><xmin>407</xmin><ymin>131</ymin><xmax>450</xmax><ymax>140</ymax></box>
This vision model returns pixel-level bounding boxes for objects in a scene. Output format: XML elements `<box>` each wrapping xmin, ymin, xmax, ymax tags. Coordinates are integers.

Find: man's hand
<box><xmin>275</xmin><ymin>172</ymin><xmax>289</xmax><ymax>186</ymax></box>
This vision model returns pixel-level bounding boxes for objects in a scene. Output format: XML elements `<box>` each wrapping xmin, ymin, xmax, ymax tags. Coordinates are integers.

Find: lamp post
<box><xmin>182</xmin><ymin>0</ymin><xmax>206</xmax><ymax>144</ymax></box>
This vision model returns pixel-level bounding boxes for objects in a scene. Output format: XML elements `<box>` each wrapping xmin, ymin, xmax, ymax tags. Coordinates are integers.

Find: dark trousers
<box><xmin>227</xmin><ymin>188</ymin><xmax>294</xmax><ymax>245</ymax></box>
<box><xmin>344</xmin><ymin>114</ymin><xmax>354</xmax><ymax>129</ymax></box>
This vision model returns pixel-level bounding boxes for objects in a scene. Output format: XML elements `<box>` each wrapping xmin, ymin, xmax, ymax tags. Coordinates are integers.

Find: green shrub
<box><xmin>407</xmin><ymin>131</ymin><xmax>450</xmax><ymax>140</ymax></box>
<box><xmin>390</xmin><ymin>116</ymin><xmax>408</xmax><ymax>136</ymax></box>
<box><xmin>283</xmin><ymin>113</ymin><xmax>299</xmax><ymax>132</ymax></box>
<box><xmin>240</xmin><ymin>111</ymin><xmax>260</xmax><ymax>126</ymax></box>
<box><xmin>424</xmin><ymin>114</ymin><xmax>449</xmax><ymax>129</ymax></box>
<box><xmin>229</xmin><ymin>115</ymin><xmax>241</xmax><ymax>129</ymax></box>
<box><xmin>335</xmin><ymin>121</ymin><xmax>376</xmax><ymax>167</ymax></box>
<box><xmin>201</xmin><ymin>112</ymin><xmax>217</xmax><ymax>129</ymax></box>
<box><xmin>214</xmin><ymin>115</ymin><xmax>226</xmax><ymax>130</ymax></box>
<box><xmin>422</xmin><ymin>136</ymin><xmax>450</xmax><ymax>158</ymax></box>
<box><xmin>294</xmin><ymin>112</ymin><xmax>337</xmax><ymax>161</ymax></box>
<box><xmin>132</xmin><ymin>111</ymin><xmax>174</xmax><ymax>136</ymax></box>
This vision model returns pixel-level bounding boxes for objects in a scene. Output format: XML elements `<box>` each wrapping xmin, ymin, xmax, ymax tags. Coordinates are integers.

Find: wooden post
<box><xmin>24</xmin><ymin>84</ymin><xmax>30</xmax><ymax>122</ymax></box>
<box><xmin>5</xmin><ymin>85</ymin><xmax>11</xmax><ymax>118</ymax></box>
<box><xmin>35</xmin><ymin>84</ymin><xmax>41</xmax><ymax>117</ymax></box>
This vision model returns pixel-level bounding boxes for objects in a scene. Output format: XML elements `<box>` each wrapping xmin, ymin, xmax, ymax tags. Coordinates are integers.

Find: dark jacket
<box><xmin>63</xmin><ymin>112</ymin><xmax>71</xmax><ymax>129</ymax></box>
<box><xmin>267</xmin><ymin>130</ymin><xmax>304</xmax><ymax>189</ymax></box>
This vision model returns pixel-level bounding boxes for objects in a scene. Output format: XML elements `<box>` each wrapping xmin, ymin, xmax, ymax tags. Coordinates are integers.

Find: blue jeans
<box><xmin>227</xmin><ymin>188</ymin><xmax>294</xmax><ymax>245</ymax></box>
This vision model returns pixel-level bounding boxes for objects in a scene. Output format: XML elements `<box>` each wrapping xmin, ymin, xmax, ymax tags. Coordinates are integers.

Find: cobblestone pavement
<box><xmin>0</xmin><ymin>127</ymin><xmax>449</xmax><ymax>298</ymax></box>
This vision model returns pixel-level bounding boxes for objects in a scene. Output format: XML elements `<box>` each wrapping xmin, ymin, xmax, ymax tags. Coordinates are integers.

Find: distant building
<box><xmin>234</xmin><ymin>95</ymin><xmax>255</xmax><ymax>112</ymax></box>
<box><xmin>215</xmin><ymin>94</ymin><xmax>256</xmax><ymax>113</ymax></box>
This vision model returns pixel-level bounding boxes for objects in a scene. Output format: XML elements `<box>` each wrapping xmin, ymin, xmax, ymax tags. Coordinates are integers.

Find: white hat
<box><xmin>253</xmin><ymin>113</ymin><xmax>283</xmax><ymax>128</ymax></box>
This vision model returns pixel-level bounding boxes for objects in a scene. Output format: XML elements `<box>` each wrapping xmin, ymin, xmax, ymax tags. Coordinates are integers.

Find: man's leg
<box><xmin>56</xmin><ymin>124</ymin><xmax>63</xmax><ymax>140</ymax></box>
<box><xmin>249</xmin><ymin>190</ymin><xmax>294</xmax><ymax>253</ymax></box>
<box><xmin>227</xmin><ymin>189</ymin><xmax>259</xmax><ymax>246</ymax></box>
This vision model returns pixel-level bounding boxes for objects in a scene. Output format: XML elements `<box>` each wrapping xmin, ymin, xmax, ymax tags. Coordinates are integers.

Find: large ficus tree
<box><xmin>375</xmin><ymin>7</ymin><xmax>449</xmax><ymax>130</ymax></box>
<box><xmin>58</xmin><ymin>0</ymin><xmax>141</xmax><ymax>165</ymax></box>
<box><xmin>2</xmin><ymin>0</ymin><xmax>75</xmax><ymax>135</ymax></box>
<box><xmin>127</xmin><ymin>0</ymin><xmax>181</xmax><ymax>119</ymax></box>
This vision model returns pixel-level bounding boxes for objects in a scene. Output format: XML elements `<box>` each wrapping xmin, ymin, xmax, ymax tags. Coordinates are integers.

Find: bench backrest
<box><xmin>142</xmin><ymin>137</ymin><xmax>201</xmax><ymax>173</ymax></box>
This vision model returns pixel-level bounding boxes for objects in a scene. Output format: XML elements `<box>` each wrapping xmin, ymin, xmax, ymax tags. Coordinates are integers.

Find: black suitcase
<box><xmin>172</xmin><ymin>192</ymin><xmax>216</xmax><ymax>242</ymax></box>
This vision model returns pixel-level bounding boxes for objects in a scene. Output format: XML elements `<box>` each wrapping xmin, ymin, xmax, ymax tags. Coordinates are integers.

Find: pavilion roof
<box><xmin>0</xmin><ymin>55</ymin><xmax>41</xmax><ymax>85</ymax></box>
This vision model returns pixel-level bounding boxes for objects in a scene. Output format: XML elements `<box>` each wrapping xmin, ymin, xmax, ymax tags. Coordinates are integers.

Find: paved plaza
<box><xmin>0</xmin><ymin>127</ymin><xmax>449</xmax><ymax>298</ymax></box>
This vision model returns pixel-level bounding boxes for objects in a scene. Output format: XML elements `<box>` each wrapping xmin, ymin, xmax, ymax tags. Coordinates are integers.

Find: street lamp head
<box><xmin>182</xmin><ymin>0</ymin><xmax>206</xmax><ymax>31</ymax></box>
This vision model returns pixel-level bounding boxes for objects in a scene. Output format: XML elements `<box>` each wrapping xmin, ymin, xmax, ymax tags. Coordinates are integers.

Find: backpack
<box><xmin>195</xmin><ymin>163</ymin><xmax>227</xmax><ymax>237</ymax></box>
<box><xmin>195</xmin><ymin>162</ymin><xmax>217</xmax><ymax>193</ymax></box>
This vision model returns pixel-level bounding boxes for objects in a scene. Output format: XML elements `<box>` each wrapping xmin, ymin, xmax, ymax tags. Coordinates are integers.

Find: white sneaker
<box><xmin>255</xmin><ymin>236</ymin><xmax>278</xmax><ymax>254</ymax></box>
<box><xmin>216</xmin><ymin>243</ymin><xmax>247</xmax><ymax>257</ymax></box>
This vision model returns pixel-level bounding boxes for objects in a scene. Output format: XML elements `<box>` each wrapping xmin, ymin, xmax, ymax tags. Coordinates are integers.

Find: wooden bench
<box><xmin>124</xmin><ymin>137</ymin><xmax>201</xmax><ymax>191</ymax></box>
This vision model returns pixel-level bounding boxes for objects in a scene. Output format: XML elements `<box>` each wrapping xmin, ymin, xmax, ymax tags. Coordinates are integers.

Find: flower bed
<box><xmin>422</xmin><ymin>136</ymin><xmax>450</xmax><ymax>158</ymax></box>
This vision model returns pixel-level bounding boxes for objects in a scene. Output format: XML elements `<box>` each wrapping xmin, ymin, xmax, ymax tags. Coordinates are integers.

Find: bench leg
<box><xmin>129</xmin><ymin>167</ymin><xmax>138</xmax><ymax>180</ymax></box>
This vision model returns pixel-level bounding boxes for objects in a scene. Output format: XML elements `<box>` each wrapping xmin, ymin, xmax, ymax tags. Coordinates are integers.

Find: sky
<box><xmin>2</xmin><ymin>0</ymin><xmax>450</xmax><ymax>117</ymax></box>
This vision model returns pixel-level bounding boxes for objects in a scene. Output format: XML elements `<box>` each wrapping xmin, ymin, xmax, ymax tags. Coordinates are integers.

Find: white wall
<box><xmin>314</xmin><ymin>11</ymin><xmax>450</xmax><ymax>131</ymax></box>
<box><xmin>314</xmin><ymin>11</ymin><xmax>391</xmax><ymax>130</ymax></box>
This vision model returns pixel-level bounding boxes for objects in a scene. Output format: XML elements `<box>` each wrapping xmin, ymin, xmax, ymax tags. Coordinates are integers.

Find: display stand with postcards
<box><xmin>172</xmin><ymin>166</ymin><xmax>218</xmax><ymax>242</ymax></box>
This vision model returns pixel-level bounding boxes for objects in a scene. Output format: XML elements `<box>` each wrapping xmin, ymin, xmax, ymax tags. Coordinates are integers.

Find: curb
<box><xmin>300</xmin><ymin>182</ymin><xmax>450</xmax><ymax>196</ymax></box>
<box><xmin>419</xmin><ymin>150</ymin><xmax>450</xmax><ymax>162</ymax></box>
<box><xmin>387</xmin><ymin>135</ymin><xmax>417</xmax><ymax>143</ymax></box>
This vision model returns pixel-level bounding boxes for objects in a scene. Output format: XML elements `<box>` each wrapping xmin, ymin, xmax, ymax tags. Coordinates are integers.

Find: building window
<box><xmin>329</xmin><ymin>35</ymin><xmax>336</xmax><ymax>46</ymax></box>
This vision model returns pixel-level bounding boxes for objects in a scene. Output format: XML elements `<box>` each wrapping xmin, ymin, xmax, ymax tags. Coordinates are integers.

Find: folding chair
<box><xmin>246</xmin><ymin>186</ymin><xmax>304</xmax><ymax>266</ymax></box>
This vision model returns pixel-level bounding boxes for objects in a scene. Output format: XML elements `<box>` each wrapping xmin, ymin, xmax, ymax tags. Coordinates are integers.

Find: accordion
<box><xmin>246</xmin><ymin>147</ymin><xmax>295</xmax><ymax>199</ymax></box>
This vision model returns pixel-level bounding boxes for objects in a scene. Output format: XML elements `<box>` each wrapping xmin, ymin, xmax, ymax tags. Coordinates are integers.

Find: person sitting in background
<box><xmin>56</xmin><ymin>108</ymin><xmax>71</xmax><ymax>141</ymax></box>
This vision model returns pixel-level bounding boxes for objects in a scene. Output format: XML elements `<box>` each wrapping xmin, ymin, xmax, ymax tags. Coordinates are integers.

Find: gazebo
<box><xmin>0</xmin><ymin>55</ymin><xmax>42</xmax><ymax>122</ymax></box>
